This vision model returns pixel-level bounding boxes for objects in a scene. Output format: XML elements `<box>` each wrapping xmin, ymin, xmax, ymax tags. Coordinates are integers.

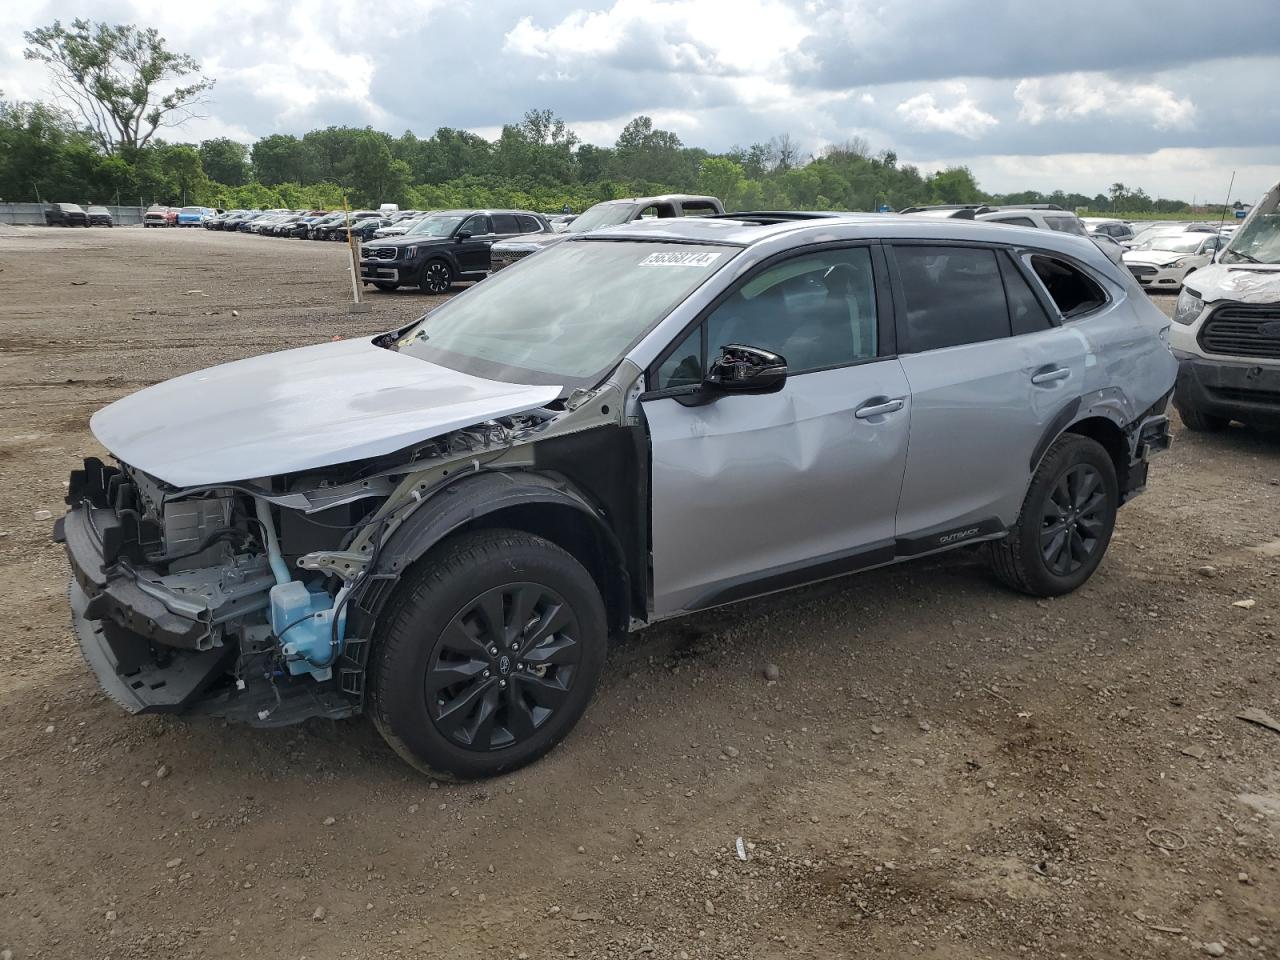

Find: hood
<box><xmin>1184</xmin><ymin>263</ymin><xmax>1280</xmax><ymax>304</ymax></box>
<box><xmin>1123</xmin><ymin>249</ymin><xmax>1192</xmax><ymax>267</ymax></box>
<box><xmin>362</xmin><ymin>234</ymin><xmax>453</xmax><ymax>251</ymax></box>
<box><xmin>90</xmin><ymin>337</ymin><xmax>562</xmax><ymax>488</ymax></box>
<box><xmin>492</xmin><ymin>233</ymin><xmax>566</xmax><ymax>253</ymax></box>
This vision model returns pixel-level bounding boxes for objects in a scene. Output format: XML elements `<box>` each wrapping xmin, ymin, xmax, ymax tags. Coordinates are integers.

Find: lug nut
<box><xmin>482</xmin><ymin>669</ymin><xmax>491</xmax><ymax>679</ymax></box>
<box><xmin>516</xmin><ymin>662</ymin><xmax>524</xmax><ymax>671</ymax></box>
<box><xmin>498</xmin><ymin>679</ymin><xmax>507</xmax><ymax>688</ymax></box>
<box><xmin>488</xmin><ymin>645</ymin><xmax>498</xmax><ymax>655</ymax></box>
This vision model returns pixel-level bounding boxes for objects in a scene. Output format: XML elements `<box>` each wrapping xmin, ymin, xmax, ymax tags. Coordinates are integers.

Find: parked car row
<box><xmin>44</xmin><ymin>202</ymin><xmax>115</xmax><ymax>227</ymax></box>
<box><xmin>200</xmin><ymin>207</ymin><xmax>430</xmax><ymax>242</ymax></box>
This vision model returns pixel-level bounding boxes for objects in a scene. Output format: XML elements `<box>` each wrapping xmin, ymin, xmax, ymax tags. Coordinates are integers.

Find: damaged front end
<box><xmin>56</xmin><ymin>457</ymin><xmax>375</xmax><ymax>724</ymax></box>
<box><xmin>54</xmin><ymin>373</ymin><xmax>634</xmax><ymax>727</ymax></box>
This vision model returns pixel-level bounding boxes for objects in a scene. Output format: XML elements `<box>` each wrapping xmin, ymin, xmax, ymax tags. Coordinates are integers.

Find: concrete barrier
<box><xmin>0</xmin><ymin>202</ymin><xmax>150</xmax><ymax>226</ymax></box>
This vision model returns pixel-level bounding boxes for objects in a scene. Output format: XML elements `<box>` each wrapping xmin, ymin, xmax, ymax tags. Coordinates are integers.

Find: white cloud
<box><xmin>504</xmin><ymin>0</ymin><xmax>806</xmax><ymax>75</ymax></box>
<box><xmin>895</xmin><ymin>85</ymin><xmax>998</xmax><ymax>139</ymax></box>
<box><xmin>1015</xmin><ymin>73</ymin><xmax>1196</xmax><ymax>130</ymax></box>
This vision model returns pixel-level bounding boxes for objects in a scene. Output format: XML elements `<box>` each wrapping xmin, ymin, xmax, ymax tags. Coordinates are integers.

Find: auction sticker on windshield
<box><xmin>639</xmin><ymin>251</ymin><xmax>723</xmax><ymax>267</ymax></box>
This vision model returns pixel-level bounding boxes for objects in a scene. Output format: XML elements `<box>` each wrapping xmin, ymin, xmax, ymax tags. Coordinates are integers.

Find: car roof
<box><xmin>579</xmin><ymin>213</ymin><xmax>1116</xmax><ymax>269</ymax></box>
<box><xmin>428</xmin><ymin>208</ymin><xmax>544</xmax><ymax>217</ymax></box>
<box><xmin>586</xmin><ymin>195</ymin><xmax>721</xmax><ymax>207</ymax></box>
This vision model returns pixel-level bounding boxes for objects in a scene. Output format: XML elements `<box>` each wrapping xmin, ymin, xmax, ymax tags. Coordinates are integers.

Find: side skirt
<box><xmin>681</xmin><ymin>518</ymin><xmax>1007</xmax><ymax>617</ymax></box>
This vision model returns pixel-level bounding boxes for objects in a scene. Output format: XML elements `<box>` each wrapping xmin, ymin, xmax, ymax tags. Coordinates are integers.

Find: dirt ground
<box><xmin>0</xmin><ymin>227</ymin><xmax>1277</xmax><ymax>960</ymax></box>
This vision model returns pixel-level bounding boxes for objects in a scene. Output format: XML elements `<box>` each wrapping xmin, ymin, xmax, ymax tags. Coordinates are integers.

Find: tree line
<box><xmin>1</xmin><ymin>18</ymin><xmax>1198</xmax><ymax>217</ymax></box>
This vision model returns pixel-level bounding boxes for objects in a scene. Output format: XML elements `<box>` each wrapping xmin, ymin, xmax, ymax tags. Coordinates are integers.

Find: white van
<box><xmin>1168</xmin><ymin>181</ymin><xmax>1280</xmax><ymax>430</ymax></box>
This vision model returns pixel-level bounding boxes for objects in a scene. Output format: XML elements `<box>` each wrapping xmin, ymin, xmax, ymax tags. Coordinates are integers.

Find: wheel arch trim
<box><xmin>349</xmin><ymin>470</ymin><xmax>630</xmax><ymax>641</ymax></box>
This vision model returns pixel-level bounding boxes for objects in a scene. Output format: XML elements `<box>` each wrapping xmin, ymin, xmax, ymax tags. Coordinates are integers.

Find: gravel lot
<box><xmin>1</xmin><ymin>227</ymin><xmax>1278</xmax><ymax>960</ymax></box>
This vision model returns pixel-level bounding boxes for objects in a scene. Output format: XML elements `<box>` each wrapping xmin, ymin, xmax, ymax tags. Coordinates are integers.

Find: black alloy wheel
<box><xmin>1038</xmin><ymin>463</ymin><xmax>1106</xmax><ymax>576</ymax></box>
<box><xmin>988</xmin><ymin>433</ymin><xmax>1118</xmax><ymax>596</ymax></box>
<box><xmin>426</xmin><ymin>582</ymin><xmax>583</xmax><ymax>751</ymax></box>
<box><xmin>420</xmin><ymin>260</ymin><xmax>452</xmax><ymax>294</ymax></box>
<box><xmin>370</xmin><ymin>529</ymin><xmax>607</xmax><ymax>779</ymax></box>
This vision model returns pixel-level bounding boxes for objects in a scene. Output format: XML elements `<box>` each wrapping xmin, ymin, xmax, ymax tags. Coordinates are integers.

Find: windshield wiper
<box><xmin>1226</xmin><ymin>250</ymin><xmax>1261</xmax><ymax>264</ymax></box>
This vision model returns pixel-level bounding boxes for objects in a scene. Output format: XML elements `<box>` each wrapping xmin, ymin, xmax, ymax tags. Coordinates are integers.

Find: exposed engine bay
<box><xmin>58</xmin><ymin>364</ymin><xmax>639</xmax><ymax>726</ymax></box>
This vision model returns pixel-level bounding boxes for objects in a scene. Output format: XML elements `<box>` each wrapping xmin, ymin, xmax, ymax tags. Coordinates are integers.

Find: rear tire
<box><xmin>370</xmin><ymin>529</ymin><xmax>607</xmax><ymax>779</ymax></box>
<box><xmin>1177</xmin><ymin>404</ymin><xmax>1228</xmax><ymax>432</ymax></box>
<box><xmin>988</xmin><ymin>434</ymin><xmax>1118</xmax><ymax>597</ymax></box>
<box><xmin>371</xmin><ymin>281</ymin><xmax>398</xmax><ymax>292</ymax></box>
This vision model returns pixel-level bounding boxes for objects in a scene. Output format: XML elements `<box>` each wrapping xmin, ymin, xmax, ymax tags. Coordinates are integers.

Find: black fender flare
<box><xmin>419</xmin><ymin>249</ymin><xmax>458</xmax><ymax>279</ymax></box>
<box><xmin>1028</xmin><ymin>397</ymin><xmax>1082</xmax><ymax>472</ymax></box>
<box><xmin>349</xmin><ymin>469</ymin><xmax>628</xmax><ymax>632</ymax></box>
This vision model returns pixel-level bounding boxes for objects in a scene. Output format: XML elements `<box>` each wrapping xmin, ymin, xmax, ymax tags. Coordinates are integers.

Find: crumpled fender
<box><xmin>349</xmin><ymin>470</ymin><xmax>626</xmax><ymax>624</ymax></box>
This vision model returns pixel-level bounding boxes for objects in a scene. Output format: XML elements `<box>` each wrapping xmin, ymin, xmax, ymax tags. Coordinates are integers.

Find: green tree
<box><xmin>926</xmin><ymin>166</ymin><xmax>982</xmax><ymax>204</ymax></box>
<box><xmin>199</xmin><ymin>137</ymin><xmax>249</xmax><ymax>185</ymax></box>
<box><xmin>613</xmin><ymin>115</ymin><xmax>684</xmax><ymax>184</ymax></box>
<box><xmin>346</xmin><ymin>130</ymin><xmax>410</xmax><ymax>205</ymax></box>
<box><xmin>23</xmin><ymin>19</ymin><xmax>212</xmax><ymax>154</ymax></box>
<box><xmin>697</xmin><ymin>157</ymin><xmax>745</xmax><ymax>208</ymax></box>
<box><xmin>0</xmin><ymin>97</ymin><xmax>84</xmax><ymax>200</ymax></box>
<box><xmin>251</xmin><ymin>134</ymin><xmax>304</xmax><ymax>185</ymax></box>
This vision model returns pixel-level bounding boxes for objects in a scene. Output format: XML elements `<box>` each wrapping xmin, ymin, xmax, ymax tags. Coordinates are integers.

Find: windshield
<box><xmin>406</xmin><ymin>215</ymin><xmax>464</xmax><ymax>237</ymax></box>
<box><xmin>567</xmin><ymin>202</ymin><xmax>639</xmax><ymax>233</ymax></box>
<box><xmin>1132</xmin><ymin>234</ymin><xmax>1206</xmax><ymax>254</ymax></box>
<box><xmin>1222</xmin><ymin>213</ymin><xmax>1280</xmax><ymax>265</ymax></box>
<box><xmin>395</xmin><ymin>240</ymin><xmax>736</xmax><ymax>386</ymax></box>
<box><xmin>180</xmin><ymin>206</ymin><xmax>202</xmax><ymax>214</ymax></box>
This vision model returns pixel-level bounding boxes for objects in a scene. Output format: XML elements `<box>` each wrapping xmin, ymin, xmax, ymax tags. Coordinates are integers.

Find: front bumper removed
<box><xmin>54</xmin><ymin>459</ymin><xmax>358</xmax><ymax>725</ymax></box>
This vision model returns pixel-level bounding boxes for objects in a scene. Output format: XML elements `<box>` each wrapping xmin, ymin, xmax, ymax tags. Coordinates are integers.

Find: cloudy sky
<box><xmin>2</xmin><ymin>0</ymin><xmax>1278</xmax><ymax>201</ymax></box>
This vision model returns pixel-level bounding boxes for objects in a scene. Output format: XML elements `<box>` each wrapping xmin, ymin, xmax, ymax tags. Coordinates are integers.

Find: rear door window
<box><xmin>992</xmin><ymin>216</ymin><xmax>1036</xmax><ymax>227</ymax></box>
<box><xmin>516</xmin><ymin>215</ymin><xmax>542</xmax><ymax>232</ymax></box>
<box><xmin>491</xmin><ymin>214</ymin><xmax>519</xmax><ymax>234</ymax></box>
<box><xmin>999</xmin><ymin>254</ymin><xmax>1054</xmax><ymax>335</ymax></box>
<box><xmin>1027</xmin><ymin>255</ymin><xmax>1107</xmax><ymax>319</ymax></box>
<box><xmin>891</xmin><ymin>246</ymin><xmax>1010</xmax><ymax>353</ymax></box>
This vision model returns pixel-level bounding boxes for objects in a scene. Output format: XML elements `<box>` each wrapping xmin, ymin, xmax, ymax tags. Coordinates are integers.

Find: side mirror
<box><xmin>456</xmin><ymin>231</ymin><xmax>472</xmax><ymax>241</ymax></box>
<box><xmin>704</xmin><ymin>344</ymin><xmax>788</xmax><ymax>396</ymax></box>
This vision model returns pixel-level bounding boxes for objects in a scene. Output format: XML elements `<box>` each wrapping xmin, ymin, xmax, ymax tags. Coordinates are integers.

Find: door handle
<box><xmin>854</xmin><ymin>398</ymin><xmax>905</xmax><ymax>419</ymax></box>
<box><xmin>1031</xmin><ymin>366</ymin><xmax>1071</xmax><ymax>385</ymax></box>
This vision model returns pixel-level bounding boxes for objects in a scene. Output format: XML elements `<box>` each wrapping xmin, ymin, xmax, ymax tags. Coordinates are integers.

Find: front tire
<box><xmin>988</xmin><ymin>434</ymin><xmax>1118</xmax><ymax>597</ymax></box>
<box><xmin>371</xmin><ymin>281</ymin><xmax>398</xmax><ymax>291</ymax></box>
<box><xmin>370</xmin><ymin>529</ymin><xmax>607</xmax><ymax>779</ymax></box>
<box><xmin>419</xmin><ymin>259</ymin><xmax>453</xmax><ymax>294</ymax></box>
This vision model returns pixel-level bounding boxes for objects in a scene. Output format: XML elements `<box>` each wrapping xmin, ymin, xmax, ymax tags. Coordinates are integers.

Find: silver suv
<box><xmin>56</xmin><ymin>213</ymin><xmax>1176</xmax><ymax>779</ymax></box>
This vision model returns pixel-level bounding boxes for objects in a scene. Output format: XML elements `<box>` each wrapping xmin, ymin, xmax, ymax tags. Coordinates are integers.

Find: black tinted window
<box><xmin>893</xmin><ymin>246</ymin><xmax>1009</xmax><ymax>352</ymax></box>
<box><xmin>704</xmin><ymin>247</ymin><xmax>878</xmax><ymax>374</ymax></box>
<box><xmin>994</xmin><ymin>216</ymin><xmax>1036</xmax><ymax>227</ymax></box>
<box><xmin>516</xmin><ymin>215</ymin><xmax>542</xmax><ymax>232</ymax></box>
<box><xmin>461</xmin><ymin>215</ymin><xmax>490</xmax><ymax>235</ymax></box>
<box><xmin>1028</xmin><ymin>255</ymin><xmax>1107</xmax><ymax>319</ymax></box>
<box><xmin>1000</xmin><ymin>256</ymin><xmax>1054</xmax><ymax>335</ymax></box>
<box><xmin>491</xmin><ymin>214</ymin><xmax>519</xmax><ymax>233</ymax></box>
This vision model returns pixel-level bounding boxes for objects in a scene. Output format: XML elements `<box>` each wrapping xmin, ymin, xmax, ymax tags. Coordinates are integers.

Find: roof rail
<box><xmin>898</xmin><ymin>204</ymin><xmax>984</xmax><ymax>214</ymax></box>
<box><xmin>710</xmin><ymin>211</ymin><xmax>851</xmax><ymax>224</ymax></box>
<box><xmin>984</xmin><ymin>203</ymin><xmax>1064</xmax><ymax>211</ymax></box>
